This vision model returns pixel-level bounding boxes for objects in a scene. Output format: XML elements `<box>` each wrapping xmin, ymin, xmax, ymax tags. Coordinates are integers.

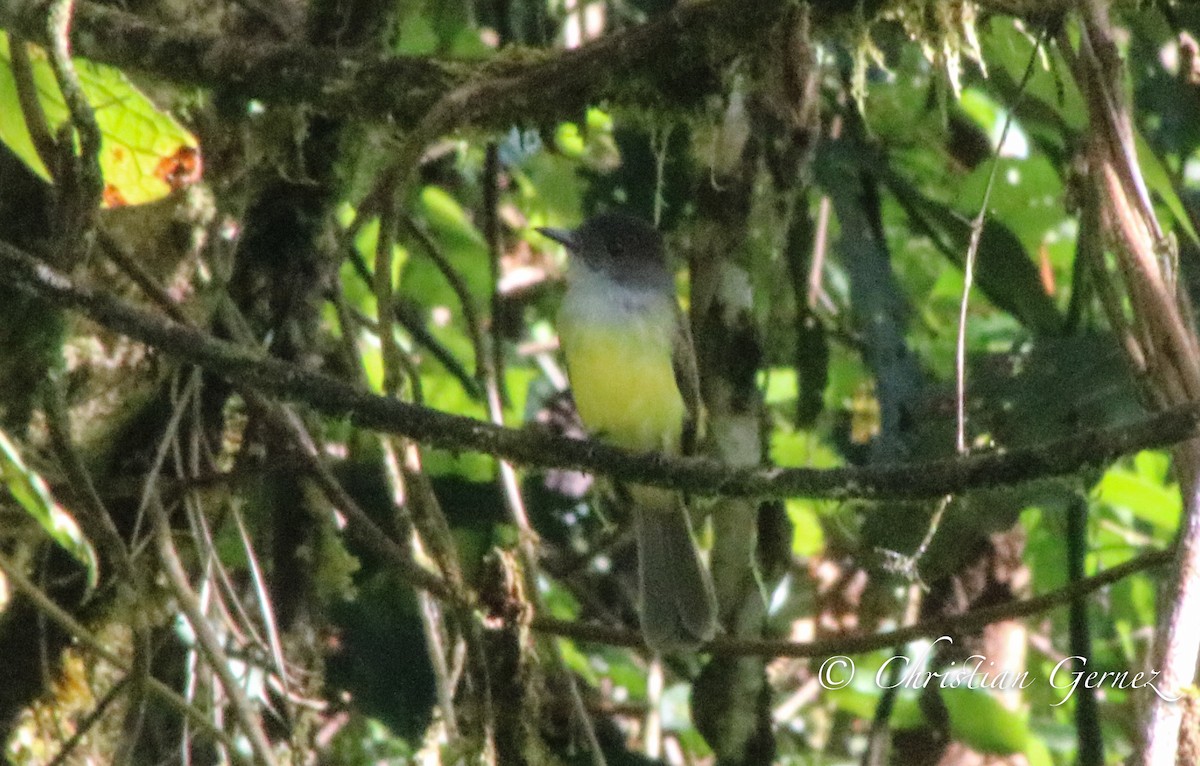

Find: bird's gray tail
<box><xmin>631</xmin><ymin>486</ymin><xmax>717</xmax><ymax>653</ymax></box>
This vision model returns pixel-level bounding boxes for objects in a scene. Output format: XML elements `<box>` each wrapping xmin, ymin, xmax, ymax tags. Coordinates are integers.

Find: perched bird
<box><xmin>538</xmin><ymin>213</ymin><xmax>717</xmax><ymax>652</ymax></box>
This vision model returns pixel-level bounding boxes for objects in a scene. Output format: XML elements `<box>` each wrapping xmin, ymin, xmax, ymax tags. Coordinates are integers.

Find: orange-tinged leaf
<box><xmin>154</xmin><ymin>144</ymin><xmax>202</xmax><ymax>191</ymax></box>
<box><xmin>102</xmin><ymin>183</ymin><xmax>127</xmax><ymax>207</ymax></box>
<box><xmin>0</xmin><ymin>33</ymin><xmax>201</xmax><ymax>207</ymax></box>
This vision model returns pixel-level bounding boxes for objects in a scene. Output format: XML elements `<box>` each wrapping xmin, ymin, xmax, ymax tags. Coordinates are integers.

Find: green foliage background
<box><xmin>0</xmin><ymin>1</ymin><xmax>1198</xmax><ymax>765</ymax></box>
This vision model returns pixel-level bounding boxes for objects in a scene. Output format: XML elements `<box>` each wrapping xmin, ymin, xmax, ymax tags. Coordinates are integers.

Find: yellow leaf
<box><xmin>0</xmin><ymin>33</ymin><xmax>201</xmax><ymax>207</ymax></box>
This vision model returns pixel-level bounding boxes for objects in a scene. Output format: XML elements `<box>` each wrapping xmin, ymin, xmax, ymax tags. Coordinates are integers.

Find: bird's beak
<box><xmin>536</xmin><ymin>226</ymin><xmax>578</xmax><ymax>250</ymax></box>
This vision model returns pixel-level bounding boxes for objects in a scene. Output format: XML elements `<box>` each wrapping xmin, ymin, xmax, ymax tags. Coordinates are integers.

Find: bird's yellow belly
<box><xmin>559</xmin><ymin>321</ymin><xmax>684</xmax><ymax>453</ymax></box>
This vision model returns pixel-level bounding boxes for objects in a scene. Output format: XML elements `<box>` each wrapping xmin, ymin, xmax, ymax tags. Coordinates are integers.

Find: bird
<box><xmin>538</xmin><ymin>213</ymin><xmax>717</xmax><ymax>652</ymax></box>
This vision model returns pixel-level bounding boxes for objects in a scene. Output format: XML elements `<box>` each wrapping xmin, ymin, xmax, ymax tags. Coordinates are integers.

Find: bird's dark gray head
<box><xmin>538</xmin><ymin>213</ymin><xmax>672</xmax><ymax>290</ymax></box>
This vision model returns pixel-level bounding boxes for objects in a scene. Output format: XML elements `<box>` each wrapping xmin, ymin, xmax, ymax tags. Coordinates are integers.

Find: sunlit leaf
<box><xmin>395</xmin><ymin>12</ymin><xmax>438</xmax><ymax>55</ymax></box>
<box><xmin>556</xmin><ymin>638</ymin><xmax>599</xmax><ymax>685</ymax></box>
<box><xmin>1024</xmin><ymin>734</ymin><xmax>1055</xmax><ymax>766</ymax></box>
<box><xmin>941</xmin><ymin>686</ymin><xmax>1029</xmax><ymax>754</ymax></box>
<box><xmin>555</xmin><ymin>122</ymin><xmax>586</xmax><ymax>159</ymax></box>
<box><xmin>411</xmin><ymin>186</ymin><xmax>491</xmax><ymax>310</ymax></box>
<box><xmin>419</xmin><ymin>186</ymin><xmax>488</xmax><ymax>250</ymax></box>
<box><xmin>769</xmin><ymin>427</ymin><xmax>842</xmax><ymax>469</ymax></box>
<box><xmin>977</xmin><ymin>16</ymin><xmax>1086</xmax><ymax>153</ymax></box>
<box><xmin>784</xmin><ymin>499</ymin><xmax>825</xmax><ymax>557</ymax></box>
<box><xmin>449</xmin><ymin>26</ymin><xmax>494</xmax><ymax>58</ymax></box>
<box><xmin>502</xmin><ymin>366</ymin><xmax>538</xmax><ymax>427</ymax></box>
<box><xmin>1096</xmin><ymin>456</ymin><xmax>1180</xmax><ymax>531</ymax></box>
<box><xmin>422</xmin><ymin>449</ymin><xmax>493</xmax><ymax>483</ymax></box>
<box><xmin>0</xmin><ymin>34</ymin><xmax>201</xmax><ymax>207</ymax></box>
<box><xmin>760</xmin><ymin>367</ymin><xmax>797</xmax><ymax>406</ymax></box>
<box><xmin>602</xmin><ymin>648</ymin><xmax>649</xmax><ymax>699</ymax></box>
<box><xmin>360</xmin><ymin>336</ymin><xmax>385</xmax><ymax>393</ymax></box>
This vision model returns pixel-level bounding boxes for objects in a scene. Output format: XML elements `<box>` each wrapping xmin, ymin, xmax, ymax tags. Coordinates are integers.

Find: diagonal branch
<box><xmin>2</xmin><ymin>237</ymin><xmax>1199</xmax><ymax>502</ymax></box>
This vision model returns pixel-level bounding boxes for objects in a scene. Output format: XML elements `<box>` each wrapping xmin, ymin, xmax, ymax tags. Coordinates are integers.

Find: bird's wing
<box><xmin>671</xmin><ymin>302</ymin><xmax>704</xmax><ymax>457</ymax></box>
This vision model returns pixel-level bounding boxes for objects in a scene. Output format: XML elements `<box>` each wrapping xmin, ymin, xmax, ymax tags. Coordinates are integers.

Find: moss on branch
<box><xmin>3</xmin><ymin>239</ymin><xmax>1199</xmax><ymax>503</ymax></box>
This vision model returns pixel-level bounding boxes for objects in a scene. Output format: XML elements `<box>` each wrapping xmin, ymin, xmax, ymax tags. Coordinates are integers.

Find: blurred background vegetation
<box><xmin>0</xmin><ymin>0</ymin><xmax>1199</xmax><ymax>764</ymax></box>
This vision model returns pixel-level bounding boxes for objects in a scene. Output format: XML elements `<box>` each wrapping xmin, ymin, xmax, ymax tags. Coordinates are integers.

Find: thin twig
<box><xmin>282</xmin><ymin>291</ymin><xmax>454</xmax><ymax>589</ymax></box>
<box><xmin>418</xmin><ymin>591</ymin><xmax>461</xmax><ymax>738</ymax></box>
<box><xmin>383</xmin><ymin>439</ymin><xmax>469</xmax><ymax>743</ymax></box>
<box><xmin>7</xmin><ymin>33</ymin><xmax>59</xmax><ymax>170</ymax></box>
<box><xmin>272</xmin><ymin>397</ymin><xmax>462</xmax><ymax>605</ymax></box>
<box><xmin>807</xmin><ymin>194</ymin><xmax>833</xmax><ymax>311</ymax></box>
<box><xmin>129</xmin><ymin>370</ymin><xmax>199</xmax><ymax>558</ymax></box>
<box><xmin>534</xmin><ymin>546</ymin><xmax>1171</xmax><ymax>657</ymax></box>
<box><xmin>568</xmin><ymin>674</ymin><xmax>608</xmax><ymax>766</ymax></box>
<box><xmin>402</xmin><ymin>214</ymin><xmax>488</xmax><ymax>389</ymax></box>
<box><xmin>878</xmin><ymin>31</ymin><xmax>1033</xmax><ymax>581</ymax></box>
<box><xmin>373</xmin><ymin>189</ymin><xmax>404</xmax><ymax>396</ymax></box>
<box><xmin>341</xmin><ymin>300</ymin><xmax>479</xmax><ymax>398</ymax></box>
<box><xmin>644</xmin><ymin>658</ymin><xmax>663</xmax><ymax>759</ymax></box>
<box><xmin>98</xmin><ymin>231</ymin><xmax>191</xmax><ymax>324</ymax></box>
<box><xmin>46</xmin><ymin>675</ymin><xmax>131</xmax><ymax>766</ymax></box>
<box><xmin>181</xmin><ymin>491</ymin><xmax>264</xmax><ymax>652</ymax></box>
<box><xmin>479</xmin><ymin>149</ymin><xmax>538</xmax><ymax>586</ymax></box>
<box><xmin>955</xmin><ymin>29</ymin><xmax>1042</xmax><ymax>454</ymax></box>
<box><xmin>151</xmin><ymin>496</ymin><xmax>279</xmax><ymax>766</ymax></box>
<box><xmin>481</xmin><ymin>143</ymin><xmax>506</xmax><ymax>400</ymax></box>
<box><xmin>45</xmin><ymin>0</ymin><xmax>103</xmax><ymax>246</ymax></box>
<box><xmin>42</xmin><ymin>380</ymin><xmax>131</xmax><ymax>576</ymax></box>
<box><xmin>0</xmin><ymin>551</ymin><xmax>252</xmax><ymax>764</ymax></box>
<box><xmin>233</xmin><ymin>506</ymin><xmax>293</xmax><ymax>714</ymax></box>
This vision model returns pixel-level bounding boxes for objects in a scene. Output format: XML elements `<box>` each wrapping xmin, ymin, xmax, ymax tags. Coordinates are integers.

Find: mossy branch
<box><xmin>0</xmin><ymin>0</ymin><xmax>1071</xmax><ymax>132</ymax></box>
<box><xmin>3</xmin><ymin>239</ymin><xmax>1198</xmax><ymax>502</ymax></box>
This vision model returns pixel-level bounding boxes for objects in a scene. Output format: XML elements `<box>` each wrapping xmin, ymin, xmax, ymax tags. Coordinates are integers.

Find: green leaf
<box><xmin>941</xmin><ymin>686</ymin><xmax>1030</xmax><ymax>755</ymax></box>
<box><xmin>0</xmin><ymin>34</ymin><xmax>201</xmax><ymax>207</ymax></box>
<box><xmin>555</xmin><ymin>122</ymin><xmax>586</xmax><ymax>159</ymax></box>
<box><xmin>1096</xmin><ymin>456</ymin><xmax>1180</xmax><ymax>531</ymax></box>
<box><xmin>759</xmin><ymin>367</ymin><xmax>797</xmax><ymax>406</ymax></box>
<box><xmin>449</xmin><ymin>26</ymin><xmax>494</xmax><ymax>59</ymax></box>
<box><xmin>0</xmin><ymin>430</ymin><xmax>98</xmax><ymax>588</ymax></box>
<box><xmin>1134</xmin><ymin>128</ymin><xmax>1200</xmax><ymax>245</ymax></box>
<box><xmin>395</xmin><ymin>12</ymin><xmax>439</xmax><ymax>55</ymax></box>
<box><xmin>411</xmin><ymin>186</ymin><xmax>490</xmax><ymax>309</ymax></box>
<box><xmin>556</xmin><ymin>638</ymin><xmax>599</xmax><ymax>685</ymax></box>
<box><xmin>769</xmin><ymin>427</ymin><xmax>842</xmax><ymax>469</ymax></box>
<box><xmin>957</xmin><ymin>155</ymin><xmax>1064</xmax><ymax>254</ymax></box>
<box><xmin>784</xmin><ymin>499</ymin><xmax>825</xmax><ymax>557</ymax></box>
<box><xmin>889</xmin><ymin>689</ymin><xmax>926</xmax><ymax>730</ymax></box>
<box><xmin>880</xmin><ymin>166</ymin><xmax>1062</xmax><ymax>335</ymax></box>
<box><xmin>978</xmin><ymin>16</ymin><xmax>1086</xmax><ymax>150</ymax></box>
<box><xmin>1024</xmin><ymin>734</ymin><xmax>1055</xmax><ymax>766</ymax></box>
